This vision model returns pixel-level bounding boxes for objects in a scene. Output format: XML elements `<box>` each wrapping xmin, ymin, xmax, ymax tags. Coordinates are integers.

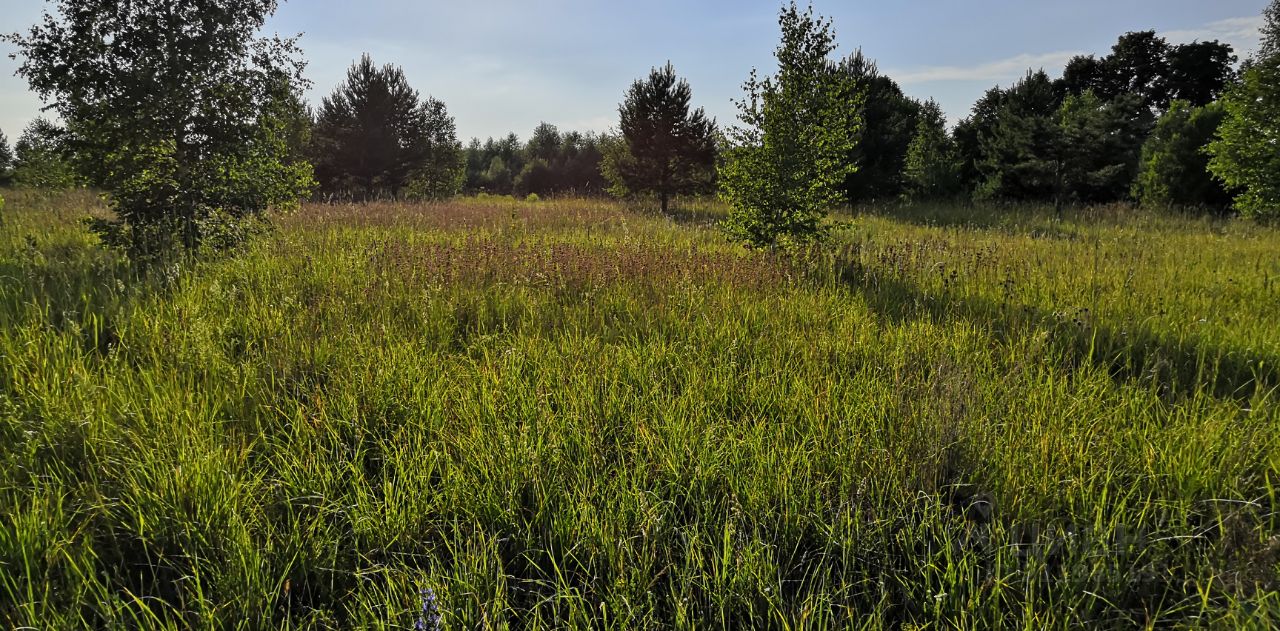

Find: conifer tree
<box><xmin>603</xmin><ymin>63</ymin><xmax>717</xmax><ymax>214</ymax></box>
<box><xmin>903</xmin><ymin>100</ymin><xmax>960</xmax><ymax>201</ymax></box>
<box><xmin>312</xmin><ymin>55</ymin><xmax>462</xmax><ymax>200</ymax></box>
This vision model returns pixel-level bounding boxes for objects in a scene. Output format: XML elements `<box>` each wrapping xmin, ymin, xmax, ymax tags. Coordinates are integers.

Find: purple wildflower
<box><xmin>415</xmin><ymin>587</ymin><xmax>441</xmax><ymax>631</ymax></box>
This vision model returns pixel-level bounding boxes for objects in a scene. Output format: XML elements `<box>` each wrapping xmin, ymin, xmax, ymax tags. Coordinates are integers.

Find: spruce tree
<box><xmin>603</xmin><ymin>63</ymin><xmax>717</xmax><ymax>214</ymax></box>
<box><xmin>720</xmin><ymin>2</ymin><xmax>863</xmax><ymax>248</ymax></box>
<box><xmin>903</xmin><ymin>100</ymin><xmax>960</xmax><ymax>201</ymax></box>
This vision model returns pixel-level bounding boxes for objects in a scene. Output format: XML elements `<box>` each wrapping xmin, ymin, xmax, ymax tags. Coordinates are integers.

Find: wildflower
<box><xmin>415</xmin><ymin>587</ymin><xmax>442</xmax><ymax>631</ymax></box>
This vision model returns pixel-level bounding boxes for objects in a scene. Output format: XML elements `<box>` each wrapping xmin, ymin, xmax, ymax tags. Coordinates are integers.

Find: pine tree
<box><xmin>1208</xmin><ymin>0</ymin><xmax>1280</xmax><ymax>220</ymax></box>
<box><xmin>720</xmin><ymin>2</ymin><xmax>863</xmax><ymax>248</ymax></box>
<box><xmin>976</xmin><ymin>70</ymin><xmax>1062</xmax><ymax>202</ymax></box>
<box><xmin>312</xmin><ymin>54</ymin><xmax>461</xmax><ymax>200</ymax></box>
<box><xmin>603</xmin><ymin>63</ymin><xmax>716</xmax><ymax>214</ymax></box>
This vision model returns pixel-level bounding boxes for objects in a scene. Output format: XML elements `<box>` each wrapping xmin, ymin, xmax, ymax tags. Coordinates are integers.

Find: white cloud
<box><xmin>1162</xmin><ymin>15</ymin><xmax>1264</xmax><ymax>56</ymax></box>
<box><xmin>888</xmin><ymin>13</ymin><xmax>1266</xmax><ymax>89</ymax></box>
<box><xmin>1163</xmin><ymin>16</ymin><xmax>1264</xmax><ymax>44</ymax></box>
<box><xmin>888</xmin><ymin>51</ymin><xmax>1083</xmax><ymax>85</ymax></box>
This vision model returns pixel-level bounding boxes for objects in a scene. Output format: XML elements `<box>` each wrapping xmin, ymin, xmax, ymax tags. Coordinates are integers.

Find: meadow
<box><xmin>0</xmin><ymin>189</ymin><xmax>1278</xmax><ymax>629</ymax></box>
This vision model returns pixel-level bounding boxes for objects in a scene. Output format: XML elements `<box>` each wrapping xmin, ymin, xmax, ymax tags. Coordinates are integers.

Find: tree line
<box><xmin>2</xmin><ymin>0</ymin><xmax>1278</xmax><ymax>255</ymax></box>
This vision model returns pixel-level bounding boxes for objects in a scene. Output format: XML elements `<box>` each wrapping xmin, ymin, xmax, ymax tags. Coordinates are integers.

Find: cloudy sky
<box><xmin>0</xmin><ymin>0</ymin><xmax>1270</xmax><ymax>144</ymax></box>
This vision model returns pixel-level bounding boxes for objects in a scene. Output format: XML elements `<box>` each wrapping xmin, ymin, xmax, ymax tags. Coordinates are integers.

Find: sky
<box><xmin>0</xmin><ymin>0</ymin><xmax>1270</xmax><ymax>145</ymax></box>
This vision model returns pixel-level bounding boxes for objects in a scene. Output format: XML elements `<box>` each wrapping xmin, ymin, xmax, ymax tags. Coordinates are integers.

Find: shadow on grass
<box><xmin>852</xmin><ymin>201</ymin><xmax>1232</xmax><ymax>238</ymax></box>
<box><xmin>827</xmin><ymin>259</ymin><xmax>1276</xmax><ymax>402</ymax></box>
<box><xmin>0</xmin><ymin>235</ymin><xmax>175</xmax><ymax>358</ymax></box>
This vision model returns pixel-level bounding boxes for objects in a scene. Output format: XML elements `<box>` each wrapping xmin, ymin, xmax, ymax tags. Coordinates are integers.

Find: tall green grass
<box><xmin>1</xmin><ymin>190</ymin><xmax>1277</xmax><ymax>629</ymax></box>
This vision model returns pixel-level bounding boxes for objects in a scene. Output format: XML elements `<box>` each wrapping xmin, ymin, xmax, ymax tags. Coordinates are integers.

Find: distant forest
<box><xmin>2</xmin><ymin>0</ymin><xmax>1278</xmax><ymax>253</ymax></box>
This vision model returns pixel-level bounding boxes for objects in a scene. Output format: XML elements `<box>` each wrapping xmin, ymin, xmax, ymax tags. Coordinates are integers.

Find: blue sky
<box><xmin>0</xmin><ymin>1</ymin><xmax>1270</xmax><ymax>144</ymax></box>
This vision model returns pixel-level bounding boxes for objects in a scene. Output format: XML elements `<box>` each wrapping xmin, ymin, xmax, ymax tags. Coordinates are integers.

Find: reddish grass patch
<box><xmin>367</xmin><ymin>236</ymin><xmax>792</xmax><ymax>292</ymax></box>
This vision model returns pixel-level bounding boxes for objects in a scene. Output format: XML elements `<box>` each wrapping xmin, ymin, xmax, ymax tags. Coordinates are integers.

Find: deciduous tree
<box><xmin>720</xmin><ymin>2</ymin><xmax>863</xmax><ymax>248</ymax></box>
<box><xmin>903</xmin><ymin>100</ymin><xmax>960</xmax><ymax>201</ymax></box>
<box><xmin>1134</xmin><ymin>100</ymin><xmax>1231</xmax><ymax>211</ymax></box>
<box><xmin>1208</xmin><ymin>0</ymin><xmax>1280</xmax><ymax>220</ymax></box>
<box><xmin>11</xmin><ymin>118</ymin><xmax>79</xmax><ymax>189</ymax></box>
<box><xmin>0</xmin><ymin>128</ymin><xmax>12</xmax><ymax>185</ymax></box>
<box><xmin>5</xmin><ymin>0</ymin><xmax>314</xmax><ymax>255</ymax></box>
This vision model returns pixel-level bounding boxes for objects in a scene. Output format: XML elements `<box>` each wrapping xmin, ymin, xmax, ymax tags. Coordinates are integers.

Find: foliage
<box><xmin>838</xmin><ymin>50</ymin><xmax>922</xmax><ymax>204</ymax></box>
<box><xmin>602</xmin><ymin>63</ymin><xmax>717</xmax><ymax>214</ymax></box>
<box><xmin>1134</xmin><ymin>101</ymin><xmax>1231</xmax><ymax>211</ymax></box>
<box><xmin>721</xmin><ymin>2</ymin><xmax>863</xmax><ymax>248</ymax></box>
<box><xmin>1055</xmin><ymin>91</ymin><xmax>1152</xmax><ymax>205</ymax></box>
<box><xmin>1106</xmin><ymin>31</ymin><xmax>1174</xmax><ymax>110</ymax></box>
<box><xmin>0</xmin><ymin>128</ymin><xmax>11</xmax><ymax>185</ymax></box>
<box><xmin>465</xmin><ymin>133</ymin><xmax>523</xmax><ymax>194</ymax></box>
<box><xmin>527</xmin><ymin>122</ymin><xmax>563</xmax><ymax>164</ymax></box>
<box><xmin>974</xmin><ymin>71</ymin><xmax>1150</xmax><ymax>208</ymax></box>
<box><xmin>1165</xmin><ymin>41</ymin><xmax>1238</xmax><ymax>107</ymax></box>
<box><xmin>4</xmin><ymin>0</ymin><xmax>314</xmax><ymax>257</ymax></box>
<box><xmin>311</xmin><ymin>54</ymin><xmax>462</xmax><ymax>200</ymax></box>
<box><xmin>1056</xmin><ymin>32</ymin><xmax>1236</xmax><ymax>110</ymax></box>
<box><xmin>513</xmin><ymin>159</ymin><xmax>555</xmax><ymax>198</ymax></box>
<box><xmin>975</xmin><ymin>70</ymin><xmax>1062</xmax><ymax>202</ymax></box>
<box><xmin>903</xmin><ymin>100</ymin><xmax>960</xmax><ymax>201</ymax></box>
<box><xmin>405</xmin><ymin>98</ymin><xmax>465</xmax><ymax>201</ymax></box>
<box><xmin>952</xmin><ymin>86</ymin><xmax>1005</xmax><ymax>195</ymax></box>
<box><xmin>1208</xmin><ymin>2</ymin><xmax>1280</xmax><ymax>220</ymax></box>
<box><xmin>10</xmin><ymin>118</ymin><xmax>80</xmax><ymax>190</ymax></box>
<box><xmin>465</xmin><ymin>127</ymin><xmax>607</xmax><ymax>198</ymax></box>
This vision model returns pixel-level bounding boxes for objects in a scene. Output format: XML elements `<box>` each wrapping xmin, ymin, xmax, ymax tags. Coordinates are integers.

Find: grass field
<box><xmin>1</xmin><ymin>189</ymin><xmax>1278</xmax><ymax>629</ymax></box>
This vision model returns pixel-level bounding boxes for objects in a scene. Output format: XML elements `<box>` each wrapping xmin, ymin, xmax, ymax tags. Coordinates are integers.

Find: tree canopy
<box><xmin>721</xmin><ymin>2</ymin><xmax>863</xmax><ymax>248</ymax></box>
<box><xmin>903</xmin><ymin>100</ymin><xmax>961</xmax><ymax>201</ymax></box>
<box><xmin>838</xmin><ymin>51</ymin><xmax>922</xmax><ymax>205</ymax></box>
<box><xmin>0</xmin><ymin>128</ymin><xmax>12</xmax><ymax>185</ymax></box>
<box><xmin>5</xmin><ymin>0</ymin><xmax>314</xmax><ymax>255</ymax></box>
<box><xmin>1134</xmin><ymin>100</ymin><xmax>1231</xmax><ymax>211</ymax></box>
<box><xmin>11</xmin><ymin>118</ymin><xmax>80</xmax><ymax>189</ymax></box>
<box><xmin>1208</xmin><ymin>0</ymin><xmax>1280</xmax><ymax>220</ymax></box>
